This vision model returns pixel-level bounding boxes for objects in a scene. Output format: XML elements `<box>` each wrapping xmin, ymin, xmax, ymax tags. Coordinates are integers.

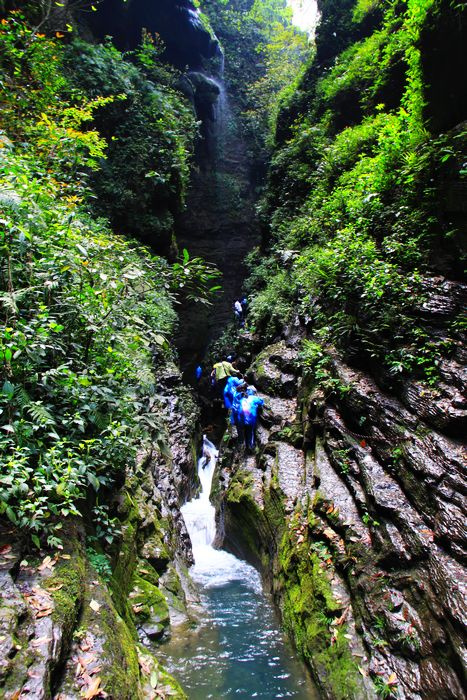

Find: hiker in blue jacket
<box><xmin>231</xmin><ymin>382</ymin><xmax>247</xmax><ymax>441</ymax></box>
<box><xmin>241</xmin><ymin>386</ymin><xmax>264</xmax><ymax>450</ymax></box>
<box><xmin>224</xmin><ymin>375</ymin><xmax>243</xmax><ymax>417</ymax></box>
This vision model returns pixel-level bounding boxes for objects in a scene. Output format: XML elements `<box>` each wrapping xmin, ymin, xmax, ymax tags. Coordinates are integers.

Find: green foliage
<box><xmin>0</xmin><ymin>12</ymin><xmax>216</xmax><ymax>548</ymax></box>
<box><xmin>63</xmin><ymin>36</ymin><xmax>198</xmax><ymax>248</ymax></box>
<box><xmin>248</xmin><ymin>0</ymin><xmax>465</xmax><ymax>383</ymax></box>
<box><xmin>87</xmin><ymin>546</ymin><xmax>113</xmax><ymax>581</ymax></box>
<box><xmin>201</xmin><ymin>0</ymin><xmax>311</xmax><ymax>163</ymax></box>
<box><xmin>247</xmin><ymin>268</ymin><xmax>295</xmax><ymax>339</ymax></box>
<box><xmin>373</xmin><ymin>674</ymin><xmax>398</xmax><ymax>698</ymax></box>
<box><xmin>172</xmin><ymin>248</ymin><xmax>222</xmax><ymax>306</ymax></box>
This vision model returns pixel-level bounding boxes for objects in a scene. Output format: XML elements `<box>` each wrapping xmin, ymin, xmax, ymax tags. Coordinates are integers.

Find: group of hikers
<box><xmin>194</xmin><ymin>295</ymin><xmax>264</xmax><ymax>451</ymax></box>
<box><xmin>210</xmin><ymin>357</ymin><xmax>264</xmax><ymax>450</ymax></box>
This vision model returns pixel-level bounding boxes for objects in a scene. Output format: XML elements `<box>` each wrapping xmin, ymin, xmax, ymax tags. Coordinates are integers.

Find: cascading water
<box><xmin>159</xmin><ymin>437</ymin><xmax>319</xmax><ymax>699</ymax></box>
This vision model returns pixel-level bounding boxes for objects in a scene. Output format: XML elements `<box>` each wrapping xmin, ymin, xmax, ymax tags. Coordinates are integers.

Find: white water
<box><xmin>162</xmin><ymin>437</ymin><xmax>318</xmax><ymax>698</ymax></box>
<box><xmin>181</xmin><ymin>437</ymin><xmax>262</xmax><ymax>594</ymax></box>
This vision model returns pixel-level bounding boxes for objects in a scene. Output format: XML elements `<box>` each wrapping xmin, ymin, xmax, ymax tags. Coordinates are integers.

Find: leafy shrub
<box><xmin>0</xmin><ymin>12</ymin><xmax>219</xmax><ymax>548</ymax></box>
<box><xmin>248</xmin><ymin>0</ymin><xmax>464</xmax><ymax>381</ymax></box>
<box><xmin>63</xmin><ymin>37</ymin><xmax>198</xmax><ymax>250</ymax></box>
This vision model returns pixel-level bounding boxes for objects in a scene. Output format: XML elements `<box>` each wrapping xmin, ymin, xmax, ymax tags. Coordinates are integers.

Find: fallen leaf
<box><xmin>360</xmin><ymin>440</ymin><xmax>367</xmax><ymax>448</ymax></box>
<box><xmin>36</xmin><ymin>608</ymin><xmax>53</xmax><ymax>618</ymax></box>
<box><xmin>323</xmin><ymin>528</ymin><xmax>337</xmax><ymax>539</ymax></box>
<box><xmin>139</xmin><ymin>657</ymin><xmax>151</xmax><ymax>675</ymax></box>
<box><xmin>358</xmin><ymin>666</ymin><xmax>368</xmax><ymax>677</ymax></box>
<box><xmin>83</xmin><ymin>676</ymin><xmax>103</xmax><ymax>699</ymax></box>
<box><xmin>89</xmin><ymin>599</ymin><xmax>101</xmax><ymax>612</ymax></box>
<box><xmin>387</xmin><ymin>673</ymin><xmax>398</xmax><ymax>685</ymax></box>
<box><xmin>61</xmin><ymin>554</ymin><xmax>71</xmax><ymax>560</ymax></box>
<box><xmin>132</xmin><ymin>604</ymin><xmax>144</xmax><ymax>614</ymax></box>
<box><xmin>335</xmin><ymin>607</ymin><xmax>350</xmax><ymax>626</ymax></box>
<box><xmin>47</xmin><ymin>583</ymin><xmax>64</xmax><ymax>591</ymax></box>
<box><xmin>10</xmin><ymin>690</ymin><xmax>21</xmax><ymax>700</ymax></box>
<box><xmin>38</xmin><ymin>556</ymin><xmax>55</xmax><ymax>572</ymax></box>
<box><xmin>0</xmin><ymin>544</ymin><xmax>12</xmax><ymax>555</ymax></box>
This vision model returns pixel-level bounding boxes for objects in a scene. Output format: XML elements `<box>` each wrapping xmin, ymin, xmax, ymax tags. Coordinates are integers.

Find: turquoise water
<box><xmin>159</xmin><ymin>572</ymin><xmax>318</xmax><ymax>699</ymax></box>
<box><xmin>159</xmin><ymin>439</ymin><xmax>319</xmax><ymax>699</ymax></box>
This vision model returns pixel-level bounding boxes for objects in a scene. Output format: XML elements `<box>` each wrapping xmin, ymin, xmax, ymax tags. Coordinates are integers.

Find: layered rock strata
<box><xmin>216</xmin><ymin>292</ymin><xmax>466</xmax><ymax>699</ymax></box>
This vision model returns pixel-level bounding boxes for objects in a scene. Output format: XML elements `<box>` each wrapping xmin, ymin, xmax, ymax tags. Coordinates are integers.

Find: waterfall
<box><xmin>181</xmin><ymin>436</ymin><xmax>218</xmax><ymax>551</ymax></box>
<box><xmin>161</xmin><ymin>437</ymin><xmax>317</xmax><ymax>698</ymax></box>
<box><xmin>181</xmin><ymin>436</ymin><xmax>261</xmax><ymax>592</ymax></box>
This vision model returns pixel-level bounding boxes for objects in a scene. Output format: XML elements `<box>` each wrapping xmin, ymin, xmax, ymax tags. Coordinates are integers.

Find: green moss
<box><xmin>47</xmin><ymin>534</ymin><xmax>86</xmax><ymax>643</ymax></box>
<box><xmin>101</xmin><ymin>607</ymin><xmax>142</xmax><ymax>699</ymax></box>
<box><xmin>111</xmin><ymin>521</ymin><xmax>138</xmax><ymax>618</ymax></box>
<box><xmin>130</xmin><ymin>574</ymin><xmax>170</xmax><ymax>632</ymax></box>
<box><xmin>226</xmin><ymin>469</ymin><xmax>254</xmax><ymax>504</ymax></box>
<box><xmin>278</xmin><ymin>529</ymin><xmax>362</xmax><ymax>699</ymax></box>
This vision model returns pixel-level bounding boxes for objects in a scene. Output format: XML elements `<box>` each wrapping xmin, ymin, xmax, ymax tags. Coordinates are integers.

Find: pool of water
<box><xmin>158</xmin><ymin>438</ymin><xmax>319</xmax><ymax>699</ymax></box>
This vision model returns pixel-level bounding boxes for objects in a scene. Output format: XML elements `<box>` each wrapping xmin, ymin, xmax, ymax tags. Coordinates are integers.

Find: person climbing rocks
<box><xmin>211</xmin><ymin>357</ymin><xmax>241</xmax><ymax>396</ymax></box>
<box><xmin>231</xmin><ymin>381</ymin><xmax>247</xmax><ymax>442</ymax></box>
<box><xmin>223</xmin><ymin>375</ymin><xmax>244</xmax><ymax>420</ymax></box>
<box><xmin>241</xmin><ymin>385</ymin><xmax>264</xmax><ymax>451</ymax></box>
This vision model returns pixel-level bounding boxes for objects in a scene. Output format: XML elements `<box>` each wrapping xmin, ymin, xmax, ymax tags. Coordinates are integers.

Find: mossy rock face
<box><xmin>130</xmin><ymin>574</ymin><xmax>170</xmax><ymax>642</ymax></box>
<box><xmin>276</xmin><ymin>524</ymin><xmax>367</xmax><ymax>700</ymax></box>
<box><xmin>138</xmin><ymin>646</ymin><xmax>187</xmax><ymax>700</ymax></box>
<box><xmin>56</xmin><ymin>562</ymin><xmax>143</xmax><ymax>699</ymax></box>
<box><xmin>248</xmin><ymin>342</ymin><xmax>297</xmax><ymax>398</ymax></box>
<box><xmin>0</xmin><ymin>526</ymin><xmax>87</xmax><ymax>699</ymax></box>
<box><xmin>226</xmin><ymin>469</ymin><xmax>254</xmax><ymax>504</ymax></box>
<box><xmin>140</xmin><ymin>531</ymin><xmax>171</xmax><ymax>574</ymax></box>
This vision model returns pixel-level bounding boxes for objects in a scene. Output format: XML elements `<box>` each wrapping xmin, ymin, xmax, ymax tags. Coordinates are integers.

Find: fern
<box><xmin>88</xmin><ymin>410</ymin><xmax>109</xmax><ymax>431</ymax></box>
<box><xmin>0</xmin><ymin>288</ymin><xmax>33</xmax><ymax>314</ymax></box>
<box><xmin>27</xmin><ymin>401</ymin><xmax>56</xmax><ymax>426</ymax></box>
<box><xmin>14</xmin><ymin>386</ymin><xmax>32</xmax><ymax>412</ymax></box>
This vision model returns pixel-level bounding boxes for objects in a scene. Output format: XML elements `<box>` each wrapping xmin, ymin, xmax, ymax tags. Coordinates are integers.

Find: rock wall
<box><xmin>216</xmin><ymin>297</ymin><xmax>466</xmax><ymax>698</ymax></box>
<box><xmin>0</xmin><ymin>359</ymin><xmax>200</xmax><ymax>699</ymax></box>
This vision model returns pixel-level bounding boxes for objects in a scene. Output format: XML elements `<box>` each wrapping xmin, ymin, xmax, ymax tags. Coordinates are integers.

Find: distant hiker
<box><xmin>195</xmin><ymin>364</ymin><xmax>202</xmax><ymax>382</ymax></box>
<box><xmin>211</xmin><ymin>358</ymin><xmax>241</xmax><ymax>395</ymax></box>
<box><xmin>234</xmin><ymin>299</ymin><xmax>244</xmax><ymax>327</ymax></box>
<box><xmin>241</xmin><ymin>386</ymin><xmax>264</xmax><ymax>450</ymax></box>
<box><xmin>241</xmin><ymin>297</ymin><xmax>248</xmax><ymax>314</ymax></box>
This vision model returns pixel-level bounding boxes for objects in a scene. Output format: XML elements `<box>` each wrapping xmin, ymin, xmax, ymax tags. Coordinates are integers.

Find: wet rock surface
<box><xmin>216</xmin><ymin>309</ymin><xmax>467</xmax><ymax>699</ymax></box>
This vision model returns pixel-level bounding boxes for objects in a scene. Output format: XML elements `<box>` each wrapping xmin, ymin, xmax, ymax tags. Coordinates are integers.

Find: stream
<box><xmin>159</xmin><ymin>438</ymin><xmax>319</xmax><ymax>699</ymax></box>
